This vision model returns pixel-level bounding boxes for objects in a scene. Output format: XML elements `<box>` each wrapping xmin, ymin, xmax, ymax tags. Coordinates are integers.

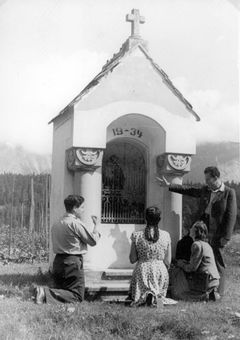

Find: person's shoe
<box><xmin>124</xmin><ymin>295</ymin><xmax>132</xmax><ymax>306</ymax></box>
<box><xmin>33</xmin><ymin>286</ymin><xmax>46</xmax><ymax>304</ymax></box>
<box><xmin>209</xmin><ymin>289</ymin><xmax>221</xmax><ymax>302</ymax></box>
<box><xmin>161</xmin><ymin>297</ymin><xmax>178</xmax><ymax>305</ymax></box>
<box><xmin>213</xmin><ymin>291</ymin><xmax>221</xmax><ymax>301</ymax></box>
<box><xmin>146</xmin><ymin>293</ymin><xmax>153</xmax><ymax>306</ymax></box>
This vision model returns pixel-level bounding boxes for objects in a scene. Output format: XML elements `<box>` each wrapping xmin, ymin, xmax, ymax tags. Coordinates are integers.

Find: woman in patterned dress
<box><xmin>129</xmin><ymin>206</ymin><xmax>174</xmax><ymax>307</ymax></box>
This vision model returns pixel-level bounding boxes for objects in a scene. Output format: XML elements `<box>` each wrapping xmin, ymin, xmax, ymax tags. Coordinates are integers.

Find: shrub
<box><xmin>0</xmin><ymin>225</ymin><xmax>48</xmax><ymax>263</ymax></box>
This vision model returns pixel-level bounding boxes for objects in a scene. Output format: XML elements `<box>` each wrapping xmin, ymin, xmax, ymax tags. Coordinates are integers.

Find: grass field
<box><xmin>0</xmin><ymin>234</ymin><xmax>240</xmax><ymax>340</ymax></box>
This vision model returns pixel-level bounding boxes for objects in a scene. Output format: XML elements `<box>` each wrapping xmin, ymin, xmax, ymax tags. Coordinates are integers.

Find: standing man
<box><xmin>33</xmin><ymin>194</ymin><xmax>101</xmax><ymax>304</ymax></box>
<box><xmin>156</xmin><ymin>166</ymin><xmax>237</xmax><ymax>297</ymax></box>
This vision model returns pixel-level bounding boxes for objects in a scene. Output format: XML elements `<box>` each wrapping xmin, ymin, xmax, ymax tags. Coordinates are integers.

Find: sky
<box><xmin>0</xmin><ymin>0</ymin><xmax>239</xmax><ymax>154</ymax></box>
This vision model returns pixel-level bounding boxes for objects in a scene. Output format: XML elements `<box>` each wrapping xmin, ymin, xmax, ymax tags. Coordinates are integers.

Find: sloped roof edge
<box><xmin>138</xmin><ymin>45</ymin><xmax>200</xmax><ymax>121</ymax></box>
<box><xmin>48</xmin><ymin>39</ymin><xmax>133</xmax><ymax>124</ymax></box>
<box><xmin>49</xmin><ymin>38</ymin><xmax>200</xmax><ymax>124</ymax></box>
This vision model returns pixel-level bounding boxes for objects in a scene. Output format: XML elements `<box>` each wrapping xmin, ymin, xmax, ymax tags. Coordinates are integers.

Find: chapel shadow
<box><xmin>108</xmin><ymin>224</ymin><xmax>131</xmax><ymax>268</ymax></box>
<box><xmin>164</xmin><ymin>210</ymin><xmax>181</xmax><ymax>261</ymax></box>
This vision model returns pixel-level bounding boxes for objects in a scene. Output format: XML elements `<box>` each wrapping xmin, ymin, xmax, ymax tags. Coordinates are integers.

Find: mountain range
<box><xmin>0</xmin><ymin>142</ymin><xmax>239</xmax><ymax>183</ymax></box>
<box><xmin>184</xmin><ymin>142</ymin><xmax>240</xmax><ymax>183</ymax></box>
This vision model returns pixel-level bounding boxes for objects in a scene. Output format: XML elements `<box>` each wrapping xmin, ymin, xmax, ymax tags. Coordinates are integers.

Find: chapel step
<box><xmin>86</xmin><ymin>281</ymin><xmax>130</xmax><ymax>292</ymax></box>
<box><xmin>85</xmin><ymin>280</ymin><xmax>130</xmax><ymax>301</ymax></box>
<box><xmin>102</xmin><ymin>269</ymin><xmax>133</xmax><ymax>280</ymax></box>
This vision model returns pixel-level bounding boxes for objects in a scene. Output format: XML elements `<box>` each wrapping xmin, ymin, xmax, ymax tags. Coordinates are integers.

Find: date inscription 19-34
<box><xmin>112</xmin><ymin>128</ymin><xmax>143</xmax><ymax>138</ymax></box>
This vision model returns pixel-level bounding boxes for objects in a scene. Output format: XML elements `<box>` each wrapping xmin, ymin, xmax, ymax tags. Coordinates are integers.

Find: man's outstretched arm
<box><xmin>156</xmin><ymin>176</ymin><xmax>203</xmax><ymax>198</ymax></box>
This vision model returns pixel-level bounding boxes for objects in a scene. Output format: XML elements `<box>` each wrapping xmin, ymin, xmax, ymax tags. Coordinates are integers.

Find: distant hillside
<box><xmin>0</xmin><ymin>142</ymin><xmax>239</xmax><ymax>182</ymax></box>
<box><xmin>0</xmin><ymin>143</ymin><xmax>51</xmax><ymax>174</ymax></box>
<box><xmin>184</xmin><ymin>142</ymin><xmax>240</xmax><ymax>184</ymax></box>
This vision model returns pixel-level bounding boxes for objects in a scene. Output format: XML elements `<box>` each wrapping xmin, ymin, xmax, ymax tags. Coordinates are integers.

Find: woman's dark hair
<box><xmin>144</xmin><ymin>207</ymin><xmax>161</xmax><ymax>243</ymax></box>
<box><xmin>64</xmin><ymin>195</ymin><xmax>84</xmax><ymax>212</ymax></box>
<box><xmin>204</xmin><ymin>166</ymin><xmax>220</xmax><ymax>178</ymax></box>
<box><xmin>192</xmin><ymin>221</ymin><xmax>208</xmax><ymax>241</ymax></box>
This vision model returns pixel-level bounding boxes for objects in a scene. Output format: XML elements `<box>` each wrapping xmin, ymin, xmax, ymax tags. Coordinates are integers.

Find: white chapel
<box><xmin>49</xmin><ymin>9</ymin><xmax>200</xmax><ymax>271</ymax></box>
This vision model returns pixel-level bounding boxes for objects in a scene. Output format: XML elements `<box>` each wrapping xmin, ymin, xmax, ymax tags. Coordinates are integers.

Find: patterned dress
<box><xmin>129</xmin><ymin>229</ymin><xmax>171</xmax><ymax>306</ymax></box>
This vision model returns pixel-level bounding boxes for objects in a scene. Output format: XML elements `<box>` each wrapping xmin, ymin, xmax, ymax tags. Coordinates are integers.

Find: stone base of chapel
<box><xmin>84</xmin><ymin>269</ymin><xmax>132</xmax><ymax>302</ymax></box>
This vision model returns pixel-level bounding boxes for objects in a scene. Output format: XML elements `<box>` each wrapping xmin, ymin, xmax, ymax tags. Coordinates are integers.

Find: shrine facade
<box><xmin>49</xmin><ymin>9</ymin><xmax>200</xmax><ymax>270</ymax></box>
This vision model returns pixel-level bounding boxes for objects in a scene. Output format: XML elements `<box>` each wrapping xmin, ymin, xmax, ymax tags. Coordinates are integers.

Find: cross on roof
<box><xmin>126</xmin><ymin>9</ymin><xmax>145</xmax><ymax>37</ymax></box>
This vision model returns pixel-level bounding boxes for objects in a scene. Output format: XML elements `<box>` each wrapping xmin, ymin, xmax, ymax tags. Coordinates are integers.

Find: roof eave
<box><xmin>138</xmin><ymin>45</ymin><xmax>200</xmax><ymax>122</ymax></box>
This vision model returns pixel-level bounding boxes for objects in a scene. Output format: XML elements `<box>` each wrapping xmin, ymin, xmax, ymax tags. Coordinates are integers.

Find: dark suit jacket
<box><xmin>169</xmin><ymin>184</ymin><xmax>237</xmax><ymax>242</ymax></box>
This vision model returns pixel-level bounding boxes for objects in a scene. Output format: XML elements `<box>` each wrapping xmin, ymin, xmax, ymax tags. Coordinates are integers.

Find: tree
<box><xmin>8</xmin><ymin>175</ymin><xmax>15</xmax><ymax>256</ymax></box>
<box><xmin>29</xmin><ymin>176</ymin><xmax>35</xmax><ymax>233</ymax></box>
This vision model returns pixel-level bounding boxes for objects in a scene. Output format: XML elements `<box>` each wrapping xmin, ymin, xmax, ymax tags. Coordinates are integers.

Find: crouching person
<box><xmin>33</xmin><ymin>194</ymin><xmax>101</xmax><ymax>304</ymax></box>
<box><xmin>171</xmin><ymin>221</ymin><xmax>220</xmax><ymax>302</ymax></box>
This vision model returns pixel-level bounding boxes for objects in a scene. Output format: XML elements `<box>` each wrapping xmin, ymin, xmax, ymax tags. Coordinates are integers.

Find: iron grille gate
<box><xmin>101</xmin><ymin>142</ymin><xmax>146</xmax><ymax>224</ymax></box>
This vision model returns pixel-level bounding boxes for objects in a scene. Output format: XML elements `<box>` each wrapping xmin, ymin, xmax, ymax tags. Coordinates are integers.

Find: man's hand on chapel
<box><xmin>156</xmin><ymin>176</ymin><xmax>170</xmax><ymax>187</ymax></box>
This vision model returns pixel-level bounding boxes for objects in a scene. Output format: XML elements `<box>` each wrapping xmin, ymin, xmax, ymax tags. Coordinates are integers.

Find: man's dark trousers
<box><xmin>45</xmin><ymin>254</ymin><xmax>85</xmax><ymax>303</ymax></box>
<box><xmin>211</xmin><ymin>243</ymin><xmax>226</xmax><ymax>296</ymax></box>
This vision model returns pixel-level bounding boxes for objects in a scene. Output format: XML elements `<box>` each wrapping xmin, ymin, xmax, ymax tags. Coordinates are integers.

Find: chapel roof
<box><xmin>49</xmin><ymin>9</ymin><xmax>200</xmax><ymax>124</ymax></box>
